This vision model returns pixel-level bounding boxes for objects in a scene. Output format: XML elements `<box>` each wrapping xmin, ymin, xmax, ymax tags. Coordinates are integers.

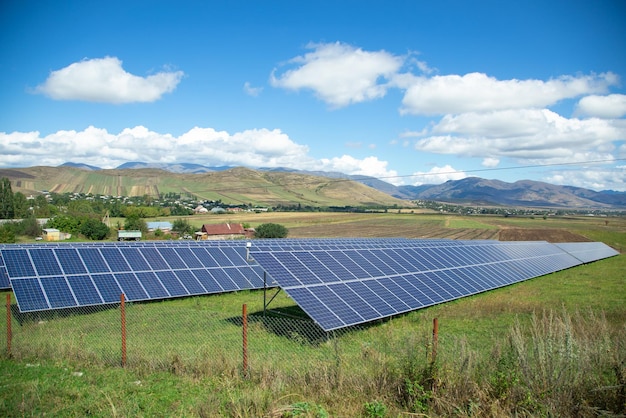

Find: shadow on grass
<box><xmin>225</xmin><ymin>305</ymin><xmax>384</xmax><ymax>345</ymax></box>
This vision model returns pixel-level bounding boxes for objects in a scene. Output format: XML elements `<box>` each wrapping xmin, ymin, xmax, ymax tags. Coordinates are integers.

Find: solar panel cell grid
<box><xmin>115</xmin><ymin>273</ymin><xmax>148</xmax><ymax>301</ymax></box>
<box><xmin>328</xmin><ymin>283</ymin><xmax>380</xmax><ymax>322</ymax></box>
<box><xmin>78</xmin><ymin>248</ymin><xmax>111</xmax><ymax>273</ymax></box>
<box><xmin>100</xmin><ymin>248</ymin><xmax>131</xmax><ymax>272</ymax></box>
<box><xmin>155</xmin><ymin>270</ymin><xmax>188</xmax><ymax>296</ymax></box>
<box><xmin>92</xmin><ymin>274</ymin><xmax>123</xmax><ymax>303</ymax></box>
<box><xmin>11</xmin><ymin>279</ymin><xmax>48</xmax><ymax>311</ymax></box>
<box><xmin>40</xmin><ymin>276</ymin><xmax>77</xmax><ymax>308</ymax></box>
<box><xmin>3</xmin><ymin>249</ymin><xmax>36</xmax><ymax>278</ymax></box>
<box><xmin>174</xmin><ymin>270</ymin><xmax>206</xmax><ymax>294</ymax></box>
<box><xmin>66</xmin><ymin>275</ymin><xmax>103</xmax><ymax>305</ymax></box>
<box><xmin>1</xmin><ymin>238</ymin><xmax>617</xmax><ymax>320</ymax></box>
<box><xmin>192</xmin><ymin>269</ymin><xmax>224</xmax><ymax>293</ymax></box>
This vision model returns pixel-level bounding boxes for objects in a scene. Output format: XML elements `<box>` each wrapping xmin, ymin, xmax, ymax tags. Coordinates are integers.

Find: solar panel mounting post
<box><xmin>262</xmin><ymin>270</ymin><xmax>282</xmax><ymax>317</ymax></box>
<box><xmin>5</xmin><ymin>294</ymin><xmax>11</xmax><ymax>357</ymax></box>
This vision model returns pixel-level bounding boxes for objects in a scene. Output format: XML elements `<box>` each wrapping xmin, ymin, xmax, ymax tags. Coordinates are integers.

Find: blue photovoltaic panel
<box><xmin>30</xmin><ymin>249</ymin><xmax>63</xmax><ymax>277</ymax></box>
<box><xmin>1</xmin><ymin>239</ymin><xmax>618</xmax><ymax>315</ymax></box>
<box><xmin>2</xmin><ymin>249</ymin><xmax>36</xmax><ymax>278</ymax></box>
<box><xmin>10</xmin><ymin>278</ymin><xmax>48</xmax><ymax>311</ymax></box>
<box><xmin>1</xmin><ymin>241</ymin><xmax>270</xmax><ymax>312</ymax></box>
<box><xmin>0</xmin><ymin>252</ymin><xmax>9</xmax><ymax>289</ymax></box>
<box><xmin>252</xmin><ymin>239</ymin><xmax>619</xmax><ymax>331</ymax></box>
<box><xmin>554</xmin><ymin>242</ymin><xmax>619</xmax><ymax>264</ymax></box>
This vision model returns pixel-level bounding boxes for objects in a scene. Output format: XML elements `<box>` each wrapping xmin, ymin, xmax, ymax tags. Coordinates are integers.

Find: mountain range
<box><xmin>0</xmin><ymin>162</ymin><xmax>623</xmax><ymax>209</ymax></box>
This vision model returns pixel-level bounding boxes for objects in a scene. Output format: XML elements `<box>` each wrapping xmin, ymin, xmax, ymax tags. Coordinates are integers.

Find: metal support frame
<box><xmin>262</xmin><ymin>271</ymin><xmax>282</xmax><ymax>317</ymax></box>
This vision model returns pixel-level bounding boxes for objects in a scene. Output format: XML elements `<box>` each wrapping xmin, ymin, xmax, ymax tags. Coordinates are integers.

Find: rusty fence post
<box><xmin>242</xmin><ymin>304</ymin><xmax>248</xmax><ymax>377</ymax></box>
<box><xmin>121</xmin><ymin>293</ymin><xmax>126</xmax><ymax>367</ymax></box>
<box><xmin>6</xmin><ymin>294</ymin><xmax>11</xmax><ymax>357</ymax></box>
<box><xmin>432</xmin><ymin>317</ymin><xmax>438</xmax><ymax>363</ymax></box>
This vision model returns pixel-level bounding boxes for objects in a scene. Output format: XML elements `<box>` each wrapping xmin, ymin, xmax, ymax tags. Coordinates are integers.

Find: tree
<box><xmin>254</xmin><ymin>223</ymin><xmax>288</xmax><ymax>238</ymax></box>
<box><xmin>80</xmin><ymin>218</ymin><xmax>110</xmax><ymax>240</ymax></box>
<box><xmin>0</xmin><ymin>177</ymin><xmax>15</xmax><ymax>219</ymax></box>
<box><xmin>172</xmin><ymin>218</ymin><xmax>194</xmax><ymax>236</ymax></box>
<box><xmin>20</xmin><ymin>216</ymin><xmax>42</xmax><ymax>238</ymax></box>
<box><xmin>124</xmin><ymin>214</ymin><xmax>148</xmax><ymax>233</ymax></box>
<box><xmin>13</xmin><ymin>192</ymin><xmax>29</xmax><ymax>218</ymax></box>
<box><xmin>0</xmin><ymin>224</ymin><xmax>16</xmax><ymax>243</ymax></box>
<box><xmin>33</xmin><ymin>195</ymin><xmax>50</xmax><ymax>217</ymax></box>
<box><xmin>46</xmin><ymin>215</ymin><xmax>82</xmax><ymax>235</ymax></box>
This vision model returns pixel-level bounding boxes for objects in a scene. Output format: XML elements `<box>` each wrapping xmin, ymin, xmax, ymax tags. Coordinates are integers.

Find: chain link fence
<box><xmin>1</xmin><ymin>291</ymin><xmax>440</xmax><ymax>383</ymax></box>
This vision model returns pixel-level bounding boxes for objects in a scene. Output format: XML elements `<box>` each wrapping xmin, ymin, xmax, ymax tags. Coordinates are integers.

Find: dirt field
<box><xmin>163</xmin><ymin>211</ymin><xmax>615</xmax><ymax>243</ymax></box>
<box><xmin>498</xmin><ymin>228</ymin><xmax>591</xmax><ymax>242</ymax></box>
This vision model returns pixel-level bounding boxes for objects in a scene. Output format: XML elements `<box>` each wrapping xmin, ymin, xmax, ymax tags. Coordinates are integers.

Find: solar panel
<box><xmin>1</xmin><ymin>241</ymin><xmax>266</xmax><ymax>312</ymax></box>
<box><xmin>1</xmin><ymin>238</ymin><xmax>618</xmax><ymax>320</ymax></box>
<box><xmin>0</xmin><ymin>253</ymin><xmax>10</xmax><ymax>290</ymax></box>
<box><xmin>251</xmin><ymin>240</ymin><xmax>618</xmax><ymax>331</ymax></box>
<box><xmin>554</xmin><ymin>242</ymin><xmax>620</xmax><ymax>263</ymax></box>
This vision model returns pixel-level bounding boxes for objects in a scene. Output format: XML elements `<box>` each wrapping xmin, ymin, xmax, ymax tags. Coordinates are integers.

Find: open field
<box><xmin>1</xmin><ymin>213</ymin><xmax>624</xmax><ymax>417</ymax></box>
<box><xmin>149</xmin><ymin>211</ymin><xmax>625</xmax><ymax>247</ymax></box>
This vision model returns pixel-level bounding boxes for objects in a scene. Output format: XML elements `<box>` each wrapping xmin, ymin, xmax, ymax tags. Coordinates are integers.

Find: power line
<box><xmin>190</xmin><ymin>158</ymin><xmax>626</xmax><ymax>195</ymax></box>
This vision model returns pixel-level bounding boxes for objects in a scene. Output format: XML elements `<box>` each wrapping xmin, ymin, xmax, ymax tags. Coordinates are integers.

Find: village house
<box><xmin>196</xmin><ymin>223</ymin><xmax>254</xmax><ymax>240</ymax></box>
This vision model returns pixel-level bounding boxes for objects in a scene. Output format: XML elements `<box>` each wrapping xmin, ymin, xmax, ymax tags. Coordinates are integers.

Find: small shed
<box><xmin>42</xmin><ymin>228</ymin><xmax>60</xmax><ymax>241</ymax></box>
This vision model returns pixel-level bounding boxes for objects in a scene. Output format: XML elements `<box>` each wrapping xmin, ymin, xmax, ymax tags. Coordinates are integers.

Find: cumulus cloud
<box><xmin>318</xmin><ymin>155</ymin><xmax>399</xmax><ymax>183</ymax></box>
<box><xmin>414</xmin><ymin>109</ymin><xmax>625</xmax><ymax>163</ymax></box>
<box><xmin>410</xmin><ymin>165</ymin><xmax>466</xmax><ymax>186</ymax></box>
<box><xmin>243</xmin><ymin>81</ymin><xmax>263</xmax><ymax>97</ymax></box>
<box><xmin>270</xmin><ymin>42</ymin><xmax>403</xmax><ymax>107</ymax></box>
<box><xmin>0</xmin><ymin>126</ymin><xmax>400</xmax><ymax>182</ymax></box>
<box><xmin>34</xmin><ymin>57</ymin><xmax>184</xmax><ymax>103</ymax></box>
<box><xmin>545</xmin><ymin>165</ymin><xmax>626</xmax><ymax>191</ymax></box>
<box><xmin>575</xmin><ymin>94</ymin><xmax>626</xmax><ymax>118</ymax></box>
<box><xmin>400</xmin><ymin>72</ymin><xmax>618</xmax><ymax>115</ymax></box>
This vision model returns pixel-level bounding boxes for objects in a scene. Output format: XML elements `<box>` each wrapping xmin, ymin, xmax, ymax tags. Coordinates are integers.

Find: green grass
<box><xmin>1</xmin><ymin>214</ymin><xmax>625</xmax><ymax>416</ymax></box>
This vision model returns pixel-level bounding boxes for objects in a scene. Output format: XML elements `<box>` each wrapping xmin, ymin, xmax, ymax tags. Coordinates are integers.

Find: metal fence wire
<box><xmin>1</xmin><ymin>292</ymin><xmax>440</xmax><ymax>381</ymax></box>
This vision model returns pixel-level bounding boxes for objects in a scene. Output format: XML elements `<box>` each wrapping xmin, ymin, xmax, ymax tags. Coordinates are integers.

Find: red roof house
<box><xmin>198</xmin><ymin>223</ymin><xmax>253</xmax><ymax>240</ymax></box>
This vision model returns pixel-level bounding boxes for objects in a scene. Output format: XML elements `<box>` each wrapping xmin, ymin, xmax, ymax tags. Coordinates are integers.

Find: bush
<box><xmin>0</xmin><ymin>224</ymin><xmax>16</xmax><ymax>243</ymax></box>
<box><xmin>254</xmin><ymin>223</ymin><xmax>288</xmax><ymax>238</ymax></box>
<box><xmin>79</xmin><ymin>218</ymin><xmax>110</xmax><ymax>240</ymax></box>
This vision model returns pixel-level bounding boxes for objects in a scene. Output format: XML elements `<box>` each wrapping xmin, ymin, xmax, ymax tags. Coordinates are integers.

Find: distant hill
<box><xmin>1</xmin><ymin>163</ymin><xmax>624</xmax><ymax>209</ymax></box>
<box><xmin>397</xmin><ymin>177</ymin><xmax>626</xmax><ymax>208</ymax></box>
<box><xmin>60</xmin><ymin>162</ymin><xmax>101</xmax><ymax>171</ymax></box>
<box><xmin>1</xmin><ymin>165</ymin><xmax>408</xmax><ymax>208</ymax></box>
<box><xmin>258</xmin><ymin>168</ymin><xmax>626</xmax><ymax>208</ymax></box>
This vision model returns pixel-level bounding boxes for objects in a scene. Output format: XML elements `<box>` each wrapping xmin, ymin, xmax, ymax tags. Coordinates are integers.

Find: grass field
<box><xmin>1</xmin><ymin>213</ymin><xmax>624</xmax><ymax>417</ymax></box>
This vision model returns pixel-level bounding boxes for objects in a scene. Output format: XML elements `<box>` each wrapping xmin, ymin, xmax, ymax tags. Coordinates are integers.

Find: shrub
<box><xmin>255</xmin><ymin>223</ymin><xmax>288</xmax><ymax>238</ymax></box>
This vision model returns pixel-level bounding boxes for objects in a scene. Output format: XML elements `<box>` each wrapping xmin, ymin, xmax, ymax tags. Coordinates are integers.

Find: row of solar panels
<box><xmin>0</xmin><ymin>238</ymin><xmax>468</xmax><ymax>291</ymax></box>
<box><xmin>0</xmin><ymin>239</ymin><xmax>619</xmax><ymax>331</ymax></box>
<box><xmin>251</xmin><ymin>241</ymin><xmax>619</xmax><ymax>330</ymax></box>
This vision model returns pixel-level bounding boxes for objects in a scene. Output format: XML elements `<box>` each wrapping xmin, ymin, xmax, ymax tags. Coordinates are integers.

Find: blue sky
<box><xmin>1</xmin><ymin>0</ymin><xmax>625</xmax><ymax>191</ymax></box>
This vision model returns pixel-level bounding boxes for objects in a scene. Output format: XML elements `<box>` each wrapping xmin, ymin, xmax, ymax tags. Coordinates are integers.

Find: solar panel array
<box><xmin>0</xmin><ymin>239</ymin><xmax>619</xmax><ymax>329</ymax></box>
<box><xmin>1</xmin><ymin>241</ymin><xmax>265</xmax><ymax>312</ymax></box>
<box><xmin>554</xmin><ymin>242</ymin><xmax>620</xmax><ymax>263</ymax></box>
<box><xmin>251</xmin><ymin>240</ymin><xmax>619</xmax><ymax>331</ymax></box>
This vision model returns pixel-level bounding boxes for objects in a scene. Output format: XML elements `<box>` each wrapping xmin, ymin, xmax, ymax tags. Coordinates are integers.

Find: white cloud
<box><xmin>400</xmin><ymin>72</ymin><xmax>618</xmax><ymax>115</ymax></box>
<box><xmin>318</xmin><ymin>155</ymin><xmax>399</xmax><ymax>182</ymax></box>
<box><xmin>575</xmin><ymin>94</ymin><xmax>626</xmax><ymax>118</ymax></box>
<box><xmin>34</xmin><ymin>57</ymin><xmax>184</xmax><ymax>103</ymax></box>
<box><xmin>415</xmin><ymin>109</ymin><xmax>625</xmax><ymax>163</ymax></box>
<box><xmin>0</xmin><ymin>126</ymin><xmax>400</xmax><ymax>183</ymax></box>
<box><xmin>410</xmin><ymin>165</ymin><xmax>466</xmax><ymax>186</ymax></box>
<box><xmin>545</xmin><ymin>166</ymin><xmax>626</xmax><ymax>191</ymax></box>
<box><xmin>243</xmin><ymin>81</ymin><xmax>263</xmax><ymax>97</ymax></box>
<box><xmin>482</xmin><ymin>157</ymin><xmax>500</xmax><ymax>167</ymax></box>
<box><xmin>270</xmin><ymin>42</ymin><xmax>403</xmax><ymax>107</ymax></box>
